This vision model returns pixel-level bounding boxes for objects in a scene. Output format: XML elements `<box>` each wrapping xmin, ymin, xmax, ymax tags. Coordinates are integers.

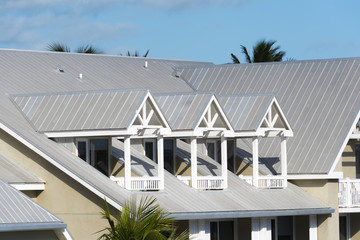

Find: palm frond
<box><xmin>230</xmin><ymin>53</ymin><xmax>240</xmax><ymax>64</ymax></box>
<box><xmin>241</xmin><ymin>45</ymin><xmax>252</xmax><ymax>63</ymax></box>
<box><xmin>47</xmin><ymin>42</ymin><xmax>70</xmax><ymax>52</ymax></box>
<box><xmin>76</xmin><ymin>44</ymin><xmax>103</xmax><ymax>54</ymax></box>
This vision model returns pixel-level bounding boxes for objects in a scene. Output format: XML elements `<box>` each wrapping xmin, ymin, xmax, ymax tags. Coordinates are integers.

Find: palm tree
<box><xmin>98</xmin><ymin>196</ymin><xmax>188</xmax><ymax>240</ymax></box>
<box><xmin>47</xmin><ymin>42</ymin><xmax>103</xmax><ymax>54</ymax></box>
<box><xmin>122</xmin><ymin>49</ymin><xmax>150</xmax><ymax>57</ymax></box>
<box><xmin>231</xmin><ymin>39</ymin><xmax>286</xmax><ymax>63</ymax></box>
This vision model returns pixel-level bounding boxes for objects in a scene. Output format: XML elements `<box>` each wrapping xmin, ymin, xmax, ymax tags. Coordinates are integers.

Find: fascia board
<box><xmin>44</xmin><ymin>129</ymin><xmax>136</xmax><ymax>138</ymax></box>
<box><xmin>171</xmin><ymin>208</ymin><xmax>334</xmax><ymax>220</ymax></box>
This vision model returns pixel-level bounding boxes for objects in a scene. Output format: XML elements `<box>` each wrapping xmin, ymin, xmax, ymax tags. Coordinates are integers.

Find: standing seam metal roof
<box><xmin>0</xmin><ymin>179</ymin><xmax>65</xmax><ymax>231</ymax></box>
<box><xmin>176</xmin><ymin>59</ymin><xmax>360</xmax><ymax>174</ymax></box>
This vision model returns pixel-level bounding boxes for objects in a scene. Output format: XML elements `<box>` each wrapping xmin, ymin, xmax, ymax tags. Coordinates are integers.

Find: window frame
<box><xmin>75</xmin><ymin>137</ymin><xmax>111</xmax><ymax>175</ymax></box>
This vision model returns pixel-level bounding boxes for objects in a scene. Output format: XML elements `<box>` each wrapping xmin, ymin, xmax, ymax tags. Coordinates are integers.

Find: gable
<box><xmin>198</xmin><ymin>99</ymin><xmax>231</xmax><ymax>130</ymax></box>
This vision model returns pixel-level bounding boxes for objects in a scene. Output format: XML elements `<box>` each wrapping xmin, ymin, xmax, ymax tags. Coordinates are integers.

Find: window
<box><xmin>206</xmin><ymin>139</ymin><xmax>235</xmax><ymax>169</ymax></box>
<box><xmin>76</xmin><ymin>138</ymin><xmax>110</xmax><ymax>176</ymax></box>
<box><xmin>144</xmin><ymin>139</ymin><xmax>157</xmax><ymax>163</ymax></box>
<box><xmin>277</xmin><ymin>216</ymin><xmax>293</xmax><ymax>240</ymax></box>
<box><xmin>164</xmin><ymin>139</ymin><xmax>175</xmax><ymax>174</ymax></box>
<box><xmin>210</xmin><ymin>221</ymin><xmax>234</xmax><ymax>240</ymax></box>
<box><xmin>227</xmin><ymin>139</ymin><xmax>235</xmax><ymax>172</ymax></box>
<box><xmin>206</xmin><ymin>140</ymin><xmax>220</xmax><ymax>163</ymax></box>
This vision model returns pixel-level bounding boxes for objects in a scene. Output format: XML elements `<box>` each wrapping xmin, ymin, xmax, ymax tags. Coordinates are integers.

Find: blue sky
<box><xmin>0</xmin><ymin>0</ymin><xmax>359</xmax><ymax>64</ymax></box>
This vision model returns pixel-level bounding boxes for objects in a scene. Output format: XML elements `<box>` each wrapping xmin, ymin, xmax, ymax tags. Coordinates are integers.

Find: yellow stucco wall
<box><xmin>0</xmin><ymin>230</ymin><xmax>59</xmax><ymax>240</ymax></box>
<box><xmin>0</xmin><ymin>129</ymin><xmax>120</xmax><ymax>240</ymax></box>
<box><xmin>291</xmin><ymin>179</ymin><xmax>339</xmax><ymax>240</ymax></box>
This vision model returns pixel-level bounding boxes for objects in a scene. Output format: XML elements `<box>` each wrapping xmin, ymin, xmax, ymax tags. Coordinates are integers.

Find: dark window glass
<box><xmin>145</xmin><ymin>141</ymin><xmax>155</xmax><ymax>162</ymax></box>
<box><xmin>227</xmin><ymin>140</ymin><xmax>235</xmax><ymax>172</ymax></box>
<box><xmin>77</xmin><ymin>141</ymin><xmax>87</xmax><ymax>161</ymax></box>
<box><xmin>339</xmin><ymin>216</ymin><xmax>347</xmax><ymax>240</ymax></box>
<box><xmin>210</xmin><ymin>222</ymin><xmax>218</xmax><ymax>240</ymax></box>
<box><xmin>164</xmin><ymin>139</ymin><xmax>174</xmax><ymax>174</ymax></box>
<box><xmin>356</xmin><ymin>144</ymin><xmax>360</xmax><ymax>177</ymax></box>
<box><xmin>90</xmin><ymin>139</ymin><xmax>108</xmax><ymax>175</ymax></box>
<box><xmin>207</xmin><ymin>142</ymin><xmax>216</xmax><ymax>160</ymax></box>
<box><xmin>219</xmin><ymin>221</ymin><xmax>234</xmax><ymax>240</ymax></box>
<box><xmin>278</xmin><ymin>216</ymin><xmax>293</xmax><ymax>240</ymax></box>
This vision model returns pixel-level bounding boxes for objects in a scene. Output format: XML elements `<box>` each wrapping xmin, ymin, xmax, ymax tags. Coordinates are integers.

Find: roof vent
<box><xmin>56</xmin><ymin>65</ymin><xmax>65</xmax><ymax>73</ymax></box>
<box><xmin>79</xmin><ymin>73</ymin><xmax>83</xmax><ymax>79</ymax></box>
<box><xmin>144</xmin><ymin>61</ymin><xmax>148</xmax><ymax>69</ymax></box>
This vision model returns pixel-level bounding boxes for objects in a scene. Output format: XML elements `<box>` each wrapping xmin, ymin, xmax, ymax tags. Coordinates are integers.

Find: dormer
<box><xmin>10</xmin><ymin>89</ymin><xmax>171</xmax><ymax>191</ymax></box>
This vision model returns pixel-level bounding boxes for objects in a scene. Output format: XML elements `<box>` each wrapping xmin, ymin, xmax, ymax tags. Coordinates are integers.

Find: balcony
<box><xmin>338</xmin><ymin>178</ymin><xmax>360</xmax><ymax>207</ymax></box>
<box><xmin>239</xmin><ymin>175</ymin><xmax>286</xmax><ymax>189</ymax></box>
<box><xmin>110</xmin><ymin>176</ymin><xmax>161</xmax><ymax>191</ymax></box>
<box><xmin>177</xmin><ymin>176</ymin><xmax>225</xmax><ymax>190</ymax></box>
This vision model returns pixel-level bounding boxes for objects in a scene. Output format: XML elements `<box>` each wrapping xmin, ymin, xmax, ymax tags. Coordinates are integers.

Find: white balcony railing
<box><xmin>239</xmin><ymin>175</ymin><xmax>286</xmax><ymax>189</ymax></box>
<box><xmin>110</xmin><ymin>176</ymin><xmax>161</xmax><ymax>191</ymax></box>
<box><xmin>339</xmin><ymin>178</ymin><xmax>360</xmax><ymax>207</ymax></box>
<box><xmin>177</xmin><ymin>176</ymin><xmax>225</xmax><ymax>190</ymax></box>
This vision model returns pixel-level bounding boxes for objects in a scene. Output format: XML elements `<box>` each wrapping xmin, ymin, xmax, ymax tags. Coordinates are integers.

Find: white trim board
<box><xmin>11</xmin><ymin>183</ymin><xmax>45</xmax><ymax>191</ymax></box>
<box><xmin>287</xmin><ymin>172</ymin><xmax>343</xmax><ymax>180</ymax></box>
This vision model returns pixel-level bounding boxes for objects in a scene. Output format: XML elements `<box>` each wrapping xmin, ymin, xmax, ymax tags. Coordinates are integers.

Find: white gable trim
<box><xmin>195</xmin><ymin>95</ymin><xmax>234</xmax><ymax>132</ymax></box>
<box><xmin>329</xmin><ymin>108</ymin><xmax>360</xmax><ymax>174</ymax></box>
<box><xmin>258</xmin><ymin>98</ymin><xmax>293</xmax><ymax>135</ymax></box>
<box><xmin>0</xmin><ymin>122</ymin><xmax>122</xmax><ymax>211</ymax></box>
<box><xmin>129</xmin><ymin>91</ymin><xmax>171</xmax><ymax>130</ymax></box>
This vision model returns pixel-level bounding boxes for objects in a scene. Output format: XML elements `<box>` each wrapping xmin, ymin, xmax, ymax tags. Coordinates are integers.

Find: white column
<box><xmin>124</xmin><ymin>135</ymin><xmax>131</xmax><ymax>190</ymax></box>
<box><xmin>198</xmin><ymin>220</ymin><xmax>210</xmax><ymax>240</ymax></box>
<box><xmin>189</xmin><ymin>220</ymin><xmax>199</xmax><ymax>240</ymax></box>
<box><xmin>252</xmin><ymin>137</ymin><xmax>259</xmax><ymax>187</ymax></box>
<box><xmin>260</xmin><ymin>218</ymin><xmax>272</xmax><ymax>240</ymax></box>
<box><xmin>157</xmin><ymin>135</ymin><xmax>164</xmax><ymax>190</ymax></box>
<box><xmin>221</xmin><ymin>135</ymin><xmax>228</xmax><ymax>189</ymax></box>
<box><xmin>252</xmin><ymin>217</ymin><xmax>260</xmax><ymax>240</ymax></box>
<box><xmin>281</xmin><ymin>135</ymin><xmax>288</xmax><ymax>188</ymax></box>
<box><xmin>309</xmin><ymin>215</ymin><xmax>317</xmax><ymax>240</ymax></box>
<box><xmin>191</xmin><ymin>137</ymin><xmax>198</xmax><ymax>189</ymax></box>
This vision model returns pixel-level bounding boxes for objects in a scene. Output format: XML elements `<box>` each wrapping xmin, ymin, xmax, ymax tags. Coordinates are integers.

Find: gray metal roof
<box><xmin>11</xmin><ymin>89</ymin><xmax>148</xmax><ymax>132</ymax></box>
<box><xmin>0</xmin><ymin>179</ymin><xmax>66</xmax><ymax>231</ymax></box>
<box><xmin>154</xmin><ymin>92</ymin><xmax>213</xmax><ymax>130</ymax></box>
<box><xmin>176</xmin><ymin>59</ymin><xmax>360</xmax><ymax>174</ymax></box>
<box><xmin>0</xmin><ymin>49</ymin><xmax>333</xmax><ymax>218</ymax></box>
<box><xmin>0</xmin><ymin>153</ymin><xmax>43</xmax><ymax>184</ymax></box>
<box><xmin>217</xmin><ymin>94</ymin><xmax>275</xmax><ymax>131</ymax></box>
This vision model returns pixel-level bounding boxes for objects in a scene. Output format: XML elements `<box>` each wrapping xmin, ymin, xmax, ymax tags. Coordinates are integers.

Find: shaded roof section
<box><xmin>0</xmin><ymin>179</ymin><xmax>66</xmax><ymax>231</ymax></box>
<box><xmin>176</xmin><ymin>59</ymin><xmax>360</xmax><ymax>174</ymax></box>
<box><xmin>111</xmin><ymin>138</ymin><xmax>332</xmax><ymax>217</ymax></box>
<box><xmin>218</xmin><ymin>94</ymin><xmax>275</xmax><ymax>131</ymax></box>
<box><xmin>10</xmin><ymin>89</ymin><xmax>149</xmax><ymax>132</ymax></box>
<box><xmin>0</xmin><ymin>153</ymin><xmax>43</xmax><ymax>184</ymax></box>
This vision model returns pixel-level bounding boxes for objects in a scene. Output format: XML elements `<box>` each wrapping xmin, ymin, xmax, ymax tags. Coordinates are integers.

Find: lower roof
<box><xmin>0</xmin><ymin>179</ymin><xmax>66</xmax><ymax>232</ymax></box>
